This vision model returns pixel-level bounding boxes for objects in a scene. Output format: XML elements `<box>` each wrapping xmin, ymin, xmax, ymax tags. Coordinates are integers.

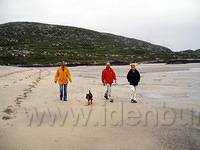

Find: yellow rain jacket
<box><xmin>54</xmin><ymin>66</ymin><xmax>72</xmax><ymax>84</ymax></box>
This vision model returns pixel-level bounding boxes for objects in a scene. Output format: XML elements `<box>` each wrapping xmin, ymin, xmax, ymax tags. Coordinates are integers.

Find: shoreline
<box><xmin>1</xmin><ymin>59</ymin><xmax>200</xmax><ymax>67</ymax></box>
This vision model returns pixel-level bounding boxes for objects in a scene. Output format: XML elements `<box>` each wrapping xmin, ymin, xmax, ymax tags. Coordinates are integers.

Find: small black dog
<box><xmin>86</xmin><ymin>90</ymin><xmax>93</xmax><ymax>105</ymax></box>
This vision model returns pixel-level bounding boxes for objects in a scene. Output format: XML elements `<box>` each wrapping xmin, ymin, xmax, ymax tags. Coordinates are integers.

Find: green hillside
<box><xmin>0</xmin><ymin>22</ymin><xmax>199</xmax><ymax>65</ymax></box>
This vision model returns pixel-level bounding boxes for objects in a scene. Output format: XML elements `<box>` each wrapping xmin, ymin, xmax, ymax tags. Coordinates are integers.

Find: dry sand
<box><xmin>0</xmin><ymin>63</ymin><xmax>200</xmax><ymax>150</ymax></box>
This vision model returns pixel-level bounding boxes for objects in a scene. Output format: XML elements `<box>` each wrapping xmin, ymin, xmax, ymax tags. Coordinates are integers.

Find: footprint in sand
<box><xmin>2</xmin><ymin>116</ymin><xmax>13</xmax><ymax>120</ymax></box>
<box><xmin>3</xmin><ymin>106</ymin><xmax>14</xmax><ymax>115</ymax></box>
<box><xmin>3</xmin><ymin>84</ymin><xmax>9</xmax><ymax>88</ymax></box>
<box><xmin>16</xmin><ymin>97</ymin><xmax>24</xmax><ymax>105</ymax></box>
<box><xmin>16</xmin><ymin>101</ymin><xmax>22</xmax><ymax>105</ymax></box>
<box><xmin>32</xmin><ymin>81</ymin><xmax>38</xmax><ymax>85</ymax></box>
<box><xmin>16</xmin><ymin>97</ymin><xmax>23</xmax><ymax>100</ymax></box>
<box><xmin>2</xmin><ymin>106</ymin><xmax>15</xmax><ymax>120</ymax></box>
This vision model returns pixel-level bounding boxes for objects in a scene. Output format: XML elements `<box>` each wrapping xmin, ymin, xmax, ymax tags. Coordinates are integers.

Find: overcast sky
<box><xmin>0</xmin><ymin>0</ymin><xmax>199</xmax><ymax>51</ymax></box>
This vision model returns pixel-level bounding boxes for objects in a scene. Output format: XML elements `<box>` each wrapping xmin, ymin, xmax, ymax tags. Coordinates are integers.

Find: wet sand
<box><xmin>0</xmin><ymin>63</ymin><xmax>200</xmax><ymax>150</ymax></box>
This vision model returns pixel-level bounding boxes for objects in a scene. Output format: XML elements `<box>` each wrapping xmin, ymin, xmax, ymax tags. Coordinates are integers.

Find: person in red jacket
<box><xmin>102</xmin><ymin>62</ymin><xmax>117</xmax><ymax>102</ymax></box>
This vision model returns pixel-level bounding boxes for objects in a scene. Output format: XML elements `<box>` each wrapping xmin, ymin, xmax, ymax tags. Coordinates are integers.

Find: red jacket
<box><xmin>102</xmin><ymin>67</ymin><xmax>117</xmax><ymax>84</ymax></box>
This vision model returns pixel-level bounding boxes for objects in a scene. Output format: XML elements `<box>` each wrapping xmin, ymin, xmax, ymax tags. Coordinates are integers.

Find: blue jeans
<box><xmin>59</xmin><ymin>84</ymin><xmax>67</xmax><ymax>100</ymax></box>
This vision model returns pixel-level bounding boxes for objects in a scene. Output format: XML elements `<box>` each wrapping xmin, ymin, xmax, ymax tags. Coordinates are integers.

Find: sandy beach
<box><xmin>0</xmin><ymin>63</ymin><xmax>200</xmax><ymax>150</ymax></box>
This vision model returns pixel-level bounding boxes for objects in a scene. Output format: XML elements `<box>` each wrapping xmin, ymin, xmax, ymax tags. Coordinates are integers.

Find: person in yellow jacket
<box><xmin>54</xmin><ymin>61</ymin><xmax>72</xmax><ymax>101</ymax></box>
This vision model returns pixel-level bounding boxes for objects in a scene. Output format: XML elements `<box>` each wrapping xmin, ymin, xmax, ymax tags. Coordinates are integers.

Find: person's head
<box><xmin>61</xmin><ymin>61</ymin><xmax>65</xmax><ymax>69</ymax></box>
<box><xmin>130</xmin><ymin>63</ymin><xmax>136</xmax><ymax>71</ymax></box>
<box><xmin>106</xmin><ymin>62</ymin><xmax>110</xmax><ymax>69</ymax></box>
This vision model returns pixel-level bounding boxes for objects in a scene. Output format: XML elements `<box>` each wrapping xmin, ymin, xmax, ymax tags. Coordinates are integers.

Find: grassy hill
<box><xmin>0</xmin><ymin>22</ymin><xmax>199</xmax><ymax>65</ymax></box>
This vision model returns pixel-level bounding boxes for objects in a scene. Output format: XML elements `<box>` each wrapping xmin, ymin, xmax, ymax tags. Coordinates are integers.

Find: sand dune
<box><xmin>0</xmin><ymin>63</ymin><xmax>200</xmax><ymax>150</ymax></box>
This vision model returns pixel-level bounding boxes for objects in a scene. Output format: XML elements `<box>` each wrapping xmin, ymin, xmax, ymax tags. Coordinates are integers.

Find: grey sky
<box><xmin>0</xmin><ymin>0</ymin><xmax>199</xmax><ymax>51</ymax></box>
